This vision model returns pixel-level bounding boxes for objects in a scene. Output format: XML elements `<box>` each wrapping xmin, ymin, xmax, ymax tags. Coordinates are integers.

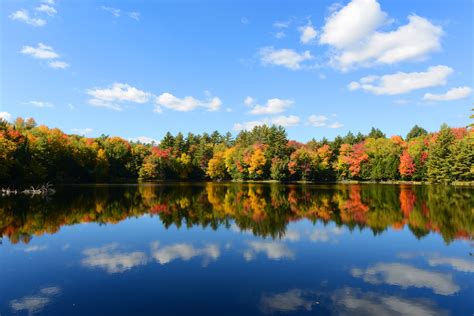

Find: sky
<box><xmin>1</xmin><ymin>0</ymin><xmax>473</xmax><ymax>143</ymax></box>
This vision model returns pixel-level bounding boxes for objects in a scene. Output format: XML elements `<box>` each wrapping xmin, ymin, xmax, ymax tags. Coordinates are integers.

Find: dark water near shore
<box><xmin>0</xmin><ymin>183</ymin><xmax>473</xmax><ymax>315</ymax></box>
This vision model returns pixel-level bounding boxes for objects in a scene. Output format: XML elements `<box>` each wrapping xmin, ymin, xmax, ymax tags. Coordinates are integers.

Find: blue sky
<box><xmin>1</xmin><ymin>0</ymin><xmax>472</xmax><ymax>142</ymax></box>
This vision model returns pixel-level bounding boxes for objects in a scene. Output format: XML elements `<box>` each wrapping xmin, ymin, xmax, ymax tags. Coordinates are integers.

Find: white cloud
<box><xmin>150</xmin><ymin>241</ymin><xmax>220</xmax><ymax>266</ymax></box>
<box><xmin>320</xmin><ymin>0</ymin><xmax>442</xmax><ymax>70</ymax></box>
<box><xmin>423</xmin><ymin>86</ymin><xmax>472</xmax><ymax>101</ymax></box>
<box><xmin>328</xmin><ymin>122</ymin><xmax>344</xmax><ymax>129</ymax></box>
<box><xmin>427</xmin><ymin>256</ymin><xmax>474</xmax><ymax>273</ymax></box>
<box><xmin>260</xmin><ymin>289</ymin><xmax>314</xmax><ymax>314</ymax></box>
<box><xmin>244</xmin><ymin>96</ymin><xmax>255</xmax><ymax>106</ymax></box>
<box><xmin>275</xmin><ymin>31</ymin><xmax>286</xmax><ymax>39</ymax></box>
<box><xmin>102</xmin><ymin>6</ymin><xmax>140</xmax><ymax>21</ymax></box>
<box><xmin>42</xmin><ymin>0</ymin><xmax>56</xmax><ymax>4</ymax></box>
<box><xmin>308</xmin><ymin>115</ymin><xmax>343</xmax><ymax>129</ymax></box>
<box><xmin>128</xmin><ymin>12</ymin><xmax>140</xmax><ymax>21</ymax></box>
<box><xmin>349</xmin><ymin>65</ymin><xmax>453</xmax><ymax>95</ymax></box>
<box><xmin>248</xmin><ymin>98</ymin><xmax>293</xmax><ymax>115</ymax></box>
<box><xmin>0</xmin><ymin>112</ymin><xmax>12</xmax><ymax>121</ymax></box>
<box><xmin>155</xmin><ymin>92</ymin><xmax>221</xmax><ymax>112</ymax></box>
<box><xmin>36</xmin><ymin>4</ymin><xmax>57</xmax><ymax>16</ymax></box>
<box><xmin>87</xmin><ymin>83</ymin><xmax>151</xmax><ymax>111</ymax></box>
<box><xmin>88</xmin><ymin>99</ymin><xmax>123</xmax><ymax>111</ymax></box>
<box><xmin>260</xmin><ymin>47</ymin><xmax>313</xmax><ymax>70</ymax></box>
<box><xmin>101</xmin><ymin>6</ymin><xmax>121</xmax><ymax>17</ymax></box>
<box><xmin>243</xmin><ymin>241</ymin><xmax>294</xmax><ymax>261</ymax></box>
<box><xmin>71</xmin><ymin>128</ymin><xmax>93</xmax><ymax>136</ymax></box>
<box><xmin>320</xmin><ymin>0</ymin><xmax>387</xmax><ymax>49</ymax></box>
<box><xmin>241</xmin><ymin>17</ymin><xmax>249</xmax><ymax>24</ymax></box>
<box><xmin>10</xmin><ymin>286</ymin><xmax>61</xmax><ymax>315</ymax></box>
<box><xmin>308</xmin><ymin>115</ymin><xmax>328</xmax><ymax>127</ymax></box>
<box><xmin>273</xmin><ymin>20</ymin><xmax>292</xmax><ymax>28</ymax></box>
<box><xmin>82</xmin><ymin>243</ymin><xmax>148</xmax><ymax>273</ymax></box>
<box><xmin>21</xmin><ymin>43</ymin><xmax>59</xmax><ymax>59</ymax></box>
<box><xmin>233</xmin><ymin>115</ymin><xmax>300</xmax><ymax>131</ymax></box>
<box><xmin>129</xmin><ymin>136</ymin><xmax>160</xmax><ymax>144</ymax></box>
<box><xmin>299</xmin><ymin>23</ymin><xmax>318</xmax><ymax>44</ymax></box>
<box><xmin>27</xmin><ymin>101</ymin><xmax>54</xmax><ymax>108</ymax></box>
<box><xmin>48</xmin><ymin>60</ymin><xmax>69</xmax><ymax>69</ymax></box>
<box><xmin>351</xmin><ymin>262</ymin><xmax>459</xmax><ymax>295</ymax></box>
<box><xmin>9</xmin><ymin>10</ymin><xmax>46</xmax><ymax>27</ymax></box>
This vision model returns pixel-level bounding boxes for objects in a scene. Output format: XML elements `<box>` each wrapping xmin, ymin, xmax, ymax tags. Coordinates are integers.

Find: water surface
<box><xmin>1</xmin><ymin>183</ymin><xmax>473</xmax><ymax>315</ymax></box>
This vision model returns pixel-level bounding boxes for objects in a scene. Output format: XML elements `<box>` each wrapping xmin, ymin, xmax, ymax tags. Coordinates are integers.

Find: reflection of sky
<box><xmin>0</xmin><ymin>217</ymin><xmax>472</xmax><ymax>315</ymax></box>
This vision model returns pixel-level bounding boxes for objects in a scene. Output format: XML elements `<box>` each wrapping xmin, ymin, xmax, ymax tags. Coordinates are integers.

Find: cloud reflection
<box><xmin>81</xmin><ymin>243</ymin><xmax>148</xmax><ymax>273</ymax></box>
<box><xmin>10</xmin><ymin>286</ymin><xmax>61</xmax><ymax>315</ymax></box>
<box><xmin>332</xmin><ymin>287</ymin><xmax>448</xmax><ymax>316</ymax></box>
<box><xmin>150</xmin><ymin>241</ymin><xmax>220</xmax><ymax>266</ymax></box>
<box><xmin>260</xmin><ymin>289</ymin><xmax>314</xmax><ymax>314</ymax></box>
<box><xmin>351</xmin><ymin>263</ymin><xmax>459</xmax><ymax>295</ymax></box>
<box><xmin>244</xmin><ymin>241</ymin><xmax>294</xmax><ymax>261</ymax></box>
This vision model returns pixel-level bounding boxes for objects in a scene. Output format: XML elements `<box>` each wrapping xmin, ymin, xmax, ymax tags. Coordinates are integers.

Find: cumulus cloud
<box><xmin>9</xmin><ymin>9</ymin><xmax>46</xmax><ymax>27</ymax></box>
<box><xmin>320</xmin><ymin>0</ymin><xmax>442</xmax><ymax>70</ymax></box>
<box><xmin>129</xmin><ymin>136</ymin><xmax>160</xmax><ymax>145</ymax></box>
<box><xmin>351</xmin><ymin>262</ymin><xmax>459</xmax><ymax>295</ymax></box>
<box><xmin>81</xmin><ymin>243</ymin><xmax>148</xmax><ymax>273</ymax></box>
<box><xmin>10</xmin><ymin>286</ymin><xmax>61</xmax><ymax>315</ymax></box>
<box><xmin>260</xmin><ymin>47</ymin><xmax>313</xmax><ymax>70</ymax></box>
<box><xmin>299</xmin><ymin>23</ymin><xmax>318</xmax><ymax>44</ymax></box>
<box><xmin>27</xmin><ymin>101</ymin><xmax>54</xmax><ymax>108</ymax></box>
<box><xmin>260</xmin><ymin>289</ymin><xmax>314</xmax><ymax>314</ymax></box>
<box><xmin>423</xmin><ymin>86</ymin><xmax>472</xmax><ymax>101</ymax></box>
<box><xmin>21</xmin><ymin>43</ymin><xmax>69</xmax><ymax>69</ymax></box>
<box><xmin>87</xmin><ymin>83</ymin><xmax>151</xmax><ymax>111</ymax></box>
<box><xmin>150</xmin><ymin>241</ymin><xmax>220</xmax><ymax>266</ymax></box>
<box><xmin>308</xmin><ymin>115</ymin><xmax>328</xmax><ymax>127</ymax></box>
<box><xmin>320</xmin><ymin>0</ymin><xmax>387</xmax><ymax>49</ymax></box>
<box><xmin>244</xmin><ymin>96</ymin><xmax>255</xmax><ymax>106</ymax></box>
<box><xmin>233</xmin><ymin>115</ymin><xmax>300</xmax><ymax>131</ymax></box>
<box><xmin>349</xmin><ymin>65</ymin><xmax>452</xmax><ymax>95</ymax></box>
<box><xmin>243</xmin><ymin>241</ymin><xmax>294</xmax><ymax>261</ymax></box>
<box><xmin>48</xmin><ymin>60</ymin><xmax>69</xmax><ymax>69</ymax></box>
<box><xmin>0</xmin><ymin>112</ymin><xmax>12</xmax><ymax>121</ymax></box>
<box><xmin>155</xmin><ymin>92</ymin><xmax>222</xmax><ymax>112</ymax></box>
<box><xmin>308</xmin><ymin>115</ymin><xmax>343</xmax><ymax>129</ymax></box>
<box><xmin>21</xmin><ymin>43</ymin><xmax>59</xmax><ymax>59</ymax></box>
<box><xmin>283</xmin><ymin>230</ymin><xmax>300</xmax><ymax>242</ymax></box>
<box><xmin>71</xmin><ymin>128</ymin><xmax>93</xmax><ymax>136</ymax></box>
<box><xmin>248</xmin><ymin>98</ymin><xmax>293</xmax><ymax>115</ymax></box>
<box><xmin>36</xmin><ymin>4</ymin><xmax>57</xmax><ymax>16</ymax></box>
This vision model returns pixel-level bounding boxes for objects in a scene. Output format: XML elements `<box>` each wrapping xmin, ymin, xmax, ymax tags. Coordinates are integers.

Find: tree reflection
<box><xmin>0</xmin><ymin>184</ymin><xmax>472</xmax><ymax>244</ymax></box>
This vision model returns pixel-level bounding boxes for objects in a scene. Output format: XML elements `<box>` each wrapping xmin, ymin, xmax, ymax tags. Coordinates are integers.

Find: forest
<box><xmin>0</xmin><ymin>117</ymin><xmax>472</xmax><ymax>184</ymax></box>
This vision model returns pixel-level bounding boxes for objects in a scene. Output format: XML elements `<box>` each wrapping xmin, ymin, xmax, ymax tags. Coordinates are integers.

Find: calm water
<box><xmin>0</xmin><ymin>183</ymin><xmax>473</xmax><ymax>316</ymax></box>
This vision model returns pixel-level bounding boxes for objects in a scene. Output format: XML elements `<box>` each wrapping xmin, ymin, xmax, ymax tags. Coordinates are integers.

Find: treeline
<box><xmin>0</xmin><ymin>117</ymin><xmax>472</xmax><ymax>183</ymax></box>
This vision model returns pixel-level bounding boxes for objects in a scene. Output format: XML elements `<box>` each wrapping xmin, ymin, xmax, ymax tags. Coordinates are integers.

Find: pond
<box><xmin>0</xmin><ymin>183</ymin><xmax>473</xmax><ymax>315</ymax></box>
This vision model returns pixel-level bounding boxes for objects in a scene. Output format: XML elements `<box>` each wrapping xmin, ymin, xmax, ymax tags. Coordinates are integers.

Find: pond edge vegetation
<box><xmin>0</xmin><ymin>117</ymin><xmax>472</xmax><ymax>185</ymax></box>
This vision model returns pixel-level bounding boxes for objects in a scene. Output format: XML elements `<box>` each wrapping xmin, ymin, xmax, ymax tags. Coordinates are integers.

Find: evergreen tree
<box><xmin>450</xmin><ymin>136</ymin><xmax>474</xmax><ymax>181</ymax></box>
<box><xmin>406</xmin><ymin>125</ymin><xmax>428</xmax><ymax>140</ymax></box>
<box><xmin>368</xmin><ymin>127</ymin><xmax>386</xmax><ymax>139</ymax></box>
<box><xmin>427</xmin><ymin>125</ymin><xmax>455</xmax><ymax>183</ymax></box>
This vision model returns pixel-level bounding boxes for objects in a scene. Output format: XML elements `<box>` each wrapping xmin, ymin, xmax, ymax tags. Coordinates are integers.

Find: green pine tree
<box><xmin>427</xmin><ymin>125</ymin><xmax>455</xmax><ymax>183</ymax></box>
<box><xmin>450</xmin><ymin>136</ymin><xmax>474</xmax><ymax>181</ymax></box>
